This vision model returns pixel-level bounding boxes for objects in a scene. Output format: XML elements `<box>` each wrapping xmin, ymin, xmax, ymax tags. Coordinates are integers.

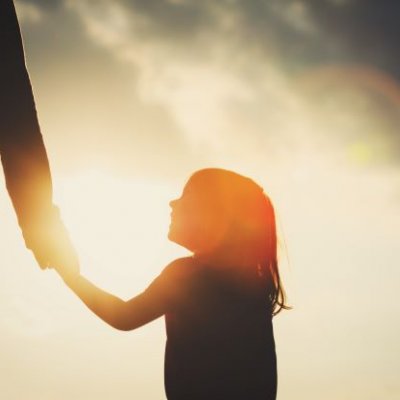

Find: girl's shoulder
<box><xmin>160</xmin><ymin>256</ymin><xmax>198</xmax><ymax>280</ymax></box>
<box><xmin>165</xmin><ymin>256</ymin><xmax>196</xmax><ymax>269</ymax></box>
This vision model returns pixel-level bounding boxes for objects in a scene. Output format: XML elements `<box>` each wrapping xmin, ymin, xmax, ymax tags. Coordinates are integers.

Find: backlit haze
<box><xmin>1</xmin><ymin>1</ymin><xmax>399</xmax><ymax>399</ymax></box>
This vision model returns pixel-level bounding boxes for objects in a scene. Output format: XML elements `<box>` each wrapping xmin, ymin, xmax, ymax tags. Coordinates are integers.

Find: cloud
<box><xmin>64</xmin><ymin>2</ymin><xmax>300</xmax><ymax>147</ymax></box>
<box><xmin>12</xmin><ymin>0</ymin><xmax>196</xmax><ymax>178</ymax></box>
<box><xmin>15</xmin><ymin>0</ymin><xmax>400</xmax><ymax>175</ymax></box>
<box><xmin>308</xmin><ymin>0</ymin><xmax>400</xmax><ymax>76</ymax></box>
<box><xmin>18</xmin><ymin>0</ymin><xmax>64</xmax><ymax>11</ymax></box>
<box><xmin>65</xmin><ymin>0</ymin><xmax>400</xmax><ymax>170</ymax></box>
<box><xmin>15</xmin><ymin>0</ymin><xmax>44</xmax><ymax>24</ymax></box>
<box><xmin>66</xmin><ymin>1</ymin><xmax>321</xmax><ymax>70</ymax></box>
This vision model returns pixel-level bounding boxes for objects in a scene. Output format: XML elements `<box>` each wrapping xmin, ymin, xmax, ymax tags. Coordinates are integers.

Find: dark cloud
<box><xmin>20</xmin><ymin>0</ymin><xmax>63</xmax><ymax>10</ymax></box>
<box><xmin>24</xmin><ymin>0</ymin><xmax>400</xmax><ymax>77</ymax></box>
<box><xmin>119</xmin><ymin>0</ymin><xmax>215</xmax><ymax>40</ymax></box>
<box><xmin>17</xmin><ymin>1</ymin><xmax>196</xmax><ymax>178</ymax></box>
<box><xmin>17</xmin><ymin>0</ymin><xmax>400</xmax><ymax>170</ymax></box>
<box><xmin>101</xmin><ymin>0</ymin><xmax>400</xmax><ymax>78</ymax></box>
<box><xmin>104</xmin><ymin>0</ymin><xmax>400</xmax><ymax>156</ymax></box>
<box><xmin>306</xmin><ymin>0</ymin><xmax>400</xmax><ymax>78</ymax></box>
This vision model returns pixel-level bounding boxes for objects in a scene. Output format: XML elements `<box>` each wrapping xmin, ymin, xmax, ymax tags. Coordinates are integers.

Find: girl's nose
<box><xmin>169</xmin><ymin>199</ymin><xmax>178</xmax><ymax>208</ymax></box>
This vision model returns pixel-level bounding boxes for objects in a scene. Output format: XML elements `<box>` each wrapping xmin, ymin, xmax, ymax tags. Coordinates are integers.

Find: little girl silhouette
<box><xmin>55</xmin><ymin>168</ymin><xmax>289</xmax><ymax>400</ymax></box>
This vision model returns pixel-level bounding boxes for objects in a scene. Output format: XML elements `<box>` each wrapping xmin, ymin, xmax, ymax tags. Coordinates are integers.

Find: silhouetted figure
<box><xmin>0</xmin><ymin>0</ymin><xmax>77</xmax><ymax>269</ymax></box>
<box><xmin>56</xmin><ymin>168</ymin><xmax>289</xmax><ymax>400</ymax></box>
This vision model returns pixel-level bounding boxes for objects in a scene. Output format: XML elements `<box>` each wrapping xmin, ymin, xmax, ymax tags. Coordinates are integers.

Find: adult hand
<box><xmin>22</xmin><ymin>206</ymin><xmax>79</xmax><ymax>276</ymax></box>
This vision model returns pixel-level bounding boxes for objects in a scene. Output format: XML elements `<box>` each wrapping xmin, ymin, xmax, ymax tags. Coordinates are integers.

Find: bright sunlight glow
<box><xmin>54</xmin><ymin>169</ymin><xmax>188</xmax><ymax>296</ymax></box>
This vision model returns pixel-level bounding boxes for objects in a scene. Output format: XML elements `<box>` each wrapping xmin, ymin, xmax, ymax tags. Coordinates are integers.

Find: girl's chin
<box><xmin>167</xmin><ymin>228</ymin><xmax>181</xmax><ymax>245</ymax></box>
<box><xmin>167</xmin><ymin>230</ymin><xmax>174</xmax><ymax>242</ymax></box>
<box><xmin>167</xmin><ymin>230</ymin><xmax>195</xmax><ymax>252</ymax></box>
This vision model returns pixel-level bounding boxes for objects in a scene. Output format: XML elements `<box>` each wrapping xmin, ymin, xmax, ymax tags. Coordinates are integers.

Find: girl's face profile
<box><xmin>168</xmin><ymin>181</ymin><xmax>207</xmax><ymax>252</ymax></box>
<box><xmin>168</xmin><ymin>176</ymin><xmax>226</xmax><ymax>253</ymax></box>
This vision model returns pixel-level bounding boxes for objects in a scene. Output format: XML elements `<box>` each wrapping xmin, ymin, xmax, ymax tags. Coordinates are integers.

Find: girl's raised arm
<box><xmin>55</xmin><ymin>261</ymin><xmax>176</xmax><ymax>331</ymax></box>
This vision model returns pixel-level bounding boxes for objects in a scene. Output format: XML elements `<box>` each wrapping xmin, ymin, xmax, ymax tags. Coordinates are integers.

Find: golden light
<box><xmin>53</xmin><ymin>169</ymin><xmax>188</xmax><ymax>296</ymax></box>
<box><xmin>0</xmin><ymin>169</ymin><xmax>189</xmax><ymax>399</ymax></box>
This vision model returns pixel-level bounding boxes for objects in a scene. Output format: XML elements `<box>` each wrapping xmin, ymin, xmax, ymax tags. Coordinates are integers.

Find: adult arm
<box><xmin>0</xmin><ymin>0</ymin><xmax>77</xmax><ymax>269</ymax></box>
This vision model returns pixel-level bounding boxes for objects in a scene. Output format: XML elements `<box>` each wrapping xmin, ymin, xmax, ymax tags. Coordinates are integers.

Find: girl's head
<box><xmin>169</xmin><ymin>168</ymin><xmax>289</xmax><ymax>314</ymax></box>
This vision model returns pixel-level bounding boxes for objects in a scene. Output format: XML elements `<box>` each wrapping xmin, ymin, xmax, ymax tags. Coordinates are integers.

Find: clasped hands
<box><xmin>22</xmin><ymin>208</ymin><xmax>80</xmax><ymax>284</ymax></box>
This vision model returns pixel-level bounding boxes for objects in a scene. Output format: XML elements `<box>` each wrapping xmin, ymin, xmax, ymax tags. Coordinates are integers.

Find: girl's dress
<box><xmin>145</xmin><ymin>256</ymin><xmax>277</xmax><ymax>400</ymax></box>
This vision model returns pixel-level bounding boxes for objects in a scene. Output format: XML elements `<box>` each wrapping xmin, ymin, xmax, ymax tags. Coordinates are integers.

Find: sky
<box><xmin>1</xmin><ymin>0</ymin><xmax>400</xmax><ymax>399</ymax></box>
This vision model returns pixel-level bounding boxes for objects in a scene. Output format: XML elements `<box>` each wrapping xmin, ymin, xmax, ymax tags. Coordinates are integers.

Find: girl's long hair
<box><xmin>189</xmin><ymin>168</ymin><xmax>290</xmax><ymax>316</ymax></box>
<box><xmin>257</xmin><ymin>194</ymin><xmax>290</xmax><ymax>316</ymax></box>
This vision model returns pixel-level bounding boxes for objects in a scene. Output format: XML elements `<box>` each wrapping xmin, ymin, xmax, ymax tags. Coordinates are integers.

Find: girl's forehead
<box><xmin>183</xmin><ymin>174</ymin><xmax>219</xmax><ymax>196</ymax></box>
<box><xmin>181</xmin><ymin>179</ymin><xmax>205</xmax><ymax>197</ymax></box>
<box><xmin>184</xmin><ymin>169</ymin><xmax>261</xmax><ymax>194</ymax></box>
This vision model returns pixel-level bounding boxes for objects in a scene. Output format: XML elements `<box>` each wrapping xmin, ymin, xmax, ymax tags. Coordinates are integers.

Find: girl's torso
<box><xmin>163</xmin><ymin>258</ymin><xmax>277</xmax><ymax>400</ymax></box>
